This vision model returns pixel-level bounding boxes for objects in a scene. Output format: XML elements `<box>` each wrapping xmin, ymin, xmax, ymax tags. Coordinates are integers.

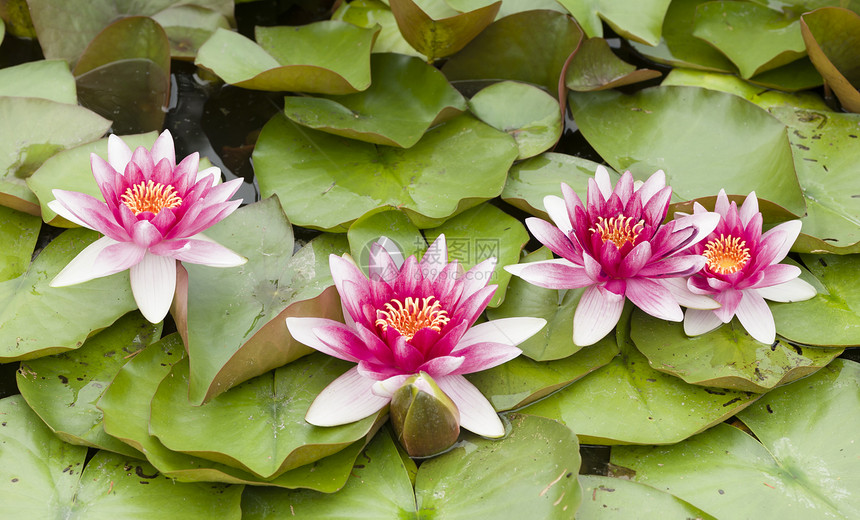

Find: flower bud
<box><xmin>389</xmin><ymin>372</ymin><xmax>460</xmax><ymax>457</ymax></box>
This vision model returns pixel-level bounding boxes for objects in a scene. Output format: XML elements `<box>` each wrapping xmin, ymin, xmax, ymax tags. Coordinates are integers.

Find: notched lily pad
<box><xmin>801</xmin><ymin>7</ymin><xmax>860</xmax><ymax>112</ymax></box>
<box><xmin>195</xmin><ymin>22</ymin><xmax>380</xmax><ymax>94</ymax></box>
<box><xmin>566</xmin><ymin>37</ymin><xmax>661</xmax><ymax>91</ymax></box>
<box><xmin>283</xmin><ymin>53</ymin><xmax>466</xmax><ymax>147</ymax></box>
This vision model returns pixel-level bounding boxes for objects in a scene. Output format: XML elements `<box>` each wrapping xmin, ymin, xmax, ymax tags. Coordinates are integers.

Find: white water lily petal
<box><xmin>756</xmin><ymin>277</ymin><xmax>817</xmax><ymax>302</ymax></box>
<box><xmin>420</xmin><ymin>234</ymin><xmax>447</xmax><ymax>279</ymax></box>
<box><xmin>594</xmin><ymin>165</ymin><xmax>613</xmax><ymax>199</ymax></box>
<box><xmin>454</xmin><ymin>317</ymin><xmax>546</xmax><ymax>351</ymax></box>
<box><xmin>543</xmin><ymin>194</ymin><xmax>572</xmax><ymax>233</ymax></box>
<box><xmin>436</xmin><ymin>374</ymin><xmax>504</xmax><ymax>438</ymax></box>
<box><xmin>735</xmin><ymin>290</ymin><xmax>776</xmax><ymax>344</ymax></box>
<box><xmin>684</xmin><ymin>308</ymin><xmax>723</xmax><ymax>336</ymax></box>
<box><xmin>170</xmin><ymin>235</ymin><xmax>247</xmax><ymax>267</ymax></box>
<box><xmin>48</xmin><ymin>199</ymin><xmax>90</xmax><ymax>228</ymax></box>
<box><xmin>195</xmin><ymin>166</ymin><xmax>222</xmax><ymax>186</ymax></box>
<box><xmin>130</xmin><ymin>252</ymin><xmax>177</xmax><ymax>323</ymax></box>
<box><xmin>108</xmin><ymin>134</ymin><xmax>132</xmax><ymax>174</ymax></box>
<box><xmin>50</xmin><ymin>237</ymin><xmax>143</xmax><ymax>287</ymax></box>
<box><xmin>573</xmin><ymin>285</ymin><xmax>625</xmax><ymax>346</ymax></box>
<box><xmin>661</xmin><ymin>277</ymin><xmax>720</xmax><ymax>310</ymax></box>
<box><xmin>306</xmin><ymin>366</ymin><xmax>390</xmax><ymax>426</ymax></box>
<box><xmin>371</xmin><ymin>374</ymin><xmax>412</xmax><ymax>398</ymax></box>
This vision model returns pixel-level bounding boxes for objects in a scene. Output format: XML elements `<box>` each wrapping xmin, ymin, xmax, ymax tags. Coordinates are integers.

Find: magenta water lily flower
<box><xmin>505</xmin><ymin>166</ymin><xmax>721</xmax><ymax>347</ymax></box>
<box><xmin>286</xmin><ymin>235</ymin><xmax>546</xmax><ymax>438</ymax></box>
<box><xmin>49</xmin><ymin>130</ymin><xmax>245</xmax><ymax>323</ymax></box>
<box><xmin>683</xmin><ymin>190</ymin><xmax>816</xmax><ymax>343</ymax></box>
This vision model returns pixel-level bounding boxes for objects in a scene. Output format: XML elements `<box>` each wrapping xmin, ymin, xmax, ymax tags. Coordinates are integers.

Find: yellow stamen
<box><xmin>703</xmin><ymin>234</ymin><xmax>750</xmax><ymax>274</ymax></box>
<box><xmin>121</xmin><ymin>180</ymin><xmax>182</xmax><ymax>215</ymax></box>
<box><xmin>375</xmin><ymin>296</ymin><xmax>450</xmax><ymax>340</ymax></box>
<box><xmin>590</xmin><ymin>215</ymin><xmax>644</xmax><ymax>249</ymax></box>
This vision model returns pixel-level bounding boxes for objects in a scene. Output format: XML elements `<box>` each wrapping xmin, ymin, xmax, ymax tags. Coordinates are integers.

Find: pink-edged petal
<box><xmin>673</xmin><ymin>212</ymin><xmax>721</xmax><ymax>248</ymax></box>
<box><xmin>526</xmin><ymin>217</ymin><xmax>579</xmax><ymax>261</ymax></box>
<box><xmin>200</xmin><ymin>177</ymin><xmax>242</xmax><ymax>205</ymax></box>
<box><xmin>195</xmin><ymin>166</ymin><xmax>222</xmax><ymax>186</ymax></box>
<box><xmin>129</xmin><ymin>252</ymin><xmax>176</xmax><ymax>323</ymax></box>
<box><xmin>90</xmin><ymin>153</ymin><xmax>118</xmax><ymax>195</ymax></box>
<box><xmin>418</xmin><ymin>355</ymin><xmax>465</xmax><ymax>377</ymax></box>
<box><xmin>615</xmin><ymin>171</ymin><xmax>634</xmax><ymax>204</ymax></box>
<box><xmin>642</xmin><ymin>186</ymin><xmax>672</xmax><ymax>227</ymax></box>
<box><xmin>370</xmin><ymin>374</ymin><xmax>412</xmax><ymax>398</ymax></box>
<box><xmin>130</xmin><ymin>146</ymin><xmax>154</xmax><ymax>176</ymax></box>
<box><xmin>759</xmin><ymin>220</ymin><xmax>802</xmax><ymax>264</ymax></box>
<box><xmin>150</xmin><ymin>130</ymin><xmax>176</xmax><ymax>168</ymax></box>
<box><xmin>619</xmin><ymin>241</ymin><xmax>652</xmax><ymax>277</ymax></box>
<box><xmin>635</xmin><ymin>169</ymin><xmax>666</xmax><ymax>205</ymax></box>
<box><xmin>131</xmin><ymin>220</ymin><xmax>164</xmax><ymax>249</ymax></box>
<box><xmin>594</xmin><ymin>165</ymin><xmax>613</xmax><ymax>199</ymax></box>
<box><xmin>738</xmin><ymin>191</ymin><xmax>758</xmax><ymax>226</ymax></box>
<box><xmin>50</xmin><ymin>190</ymin><xmax>128</xmax><ymax>241</ymax></box>
<box><xmin>504</xmin><ymin>259</ymin><xmax>593</xmax><ymax>290</ymax></box>
<box><xmin>107</xmin><ymin>134</ymin><xmax>132</xmax><ymax>174</ymax></box>
<box><xmin>660</xmin><ymin>277</ymin><xmax>720</xmax><ymax>310</ymax></box>
<box><xmin>357</xmin><ymin>360</ymin><xmax>402</xmax><ymax>381</ymax></box>
<box><xmin>454</xmin><ymin>317</ymin><xmax>546</xmax><ymax>352</ymax></box>
<box><xmin>369</xmin><ymin>236</ymin><xmax>404</xmax><ymax>281</ymax></box>
<box><xmin>544</xmin><ymin>194</ymin><xmax>572</xmax><ymax>233</ymax></box>
<box><xmin>305</xmin><ymin>366</ymin><xmax>390</xmax><ymax>426</ymax></box>
<box><xmin>435</xmin><ymin>375</ymin><xmax>504</xmax><ymax>438</ymax></box>
<box><xmin>626</xmin><ymin>277</ymin><xmax>684</xmax><ymax>321</ymax></box>
<box><xmin>636</xmin><ymin>254</ymin><xmax>705</xmax><ymax>278</ymax></box>
<box><xmin>285</xmin><ymin>317</ymin><xmax>363</xmax><ymax>363</ymax></box>
<box><xmin>460</xmin><ymin>257</ymin><xmax>497</xmax><ymax>298</ymax></box>
<box><xmin>47</xmin><ymin>199</ymin><xmax>90</xmax><ymax>228</ymax></box>
<box><xmin>749</xmin><ymin>263</ymin><xmax>800</xmax><ymax>289</ymax></box>
<box><xmin>50</xmin><ymin>237</ymin><xmax>143</xmax><ymax>287</ymax></box>
<box><xmin>755</xmin><ymin>277</ymin><xmax>816</xmax><ymax>302</ymax></box>
<box><xmin>684</xmin><ymin>308</ymin><xmax>723</xmax><ymax>336</ymax></box>
<box><xmin>714</xmin><ymin>189</ymin><xmax>730</xmax><ymax>217</ymax></box>
<box><xmin>392</xmin><ymin>336</ymin><xmax>424</xmax><ymax>372</ymax></box>
<box><xmin>420</xmin><ymin>234</ymin><xmax>448</xmax><ymax>280</ymax></box>
<box><xmin>573</xmin><ymin>285</ymin><xmax>625</xmax><ymax>346</ymax></box>
<box><xmin>713</xmin><ymin>288</ymin><xmax>742</xmax><ymax>323</ymax></box>
<box><xmin>735</xmin><ymin>290</ymin><xmax>776</xmax><ymax>344</ymax></box>
<box><xmin>446</xmin><ymin>342</ymin><xmax>521</xmax><ymax>375</ymax></box>
<box><xmin>153</xmin><ymin>234</ymin><xmax>246</xmax><ymax>267</ymax></box>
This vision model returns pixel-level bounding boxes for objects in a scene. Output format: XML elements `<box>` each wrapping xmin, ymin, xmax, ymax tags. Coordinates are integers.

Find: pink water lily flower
<box><xmin>683</xmin><ymin>190</ymin><xmax>816</xmax><ymax>343</ymax></box>
<box><xmin>505</xmin><ymin>166</ymin><xmax>720</xmax><ymax>347</ymax></box>
<box><xmin>49</xmin><ymin>130</ymin><xmax>245</xmax><ymax>323</ymax></box>
<box><xmin>286</xmin><ymin>235</ymin><xmax>546</xmax><ymax>438</ymax></box>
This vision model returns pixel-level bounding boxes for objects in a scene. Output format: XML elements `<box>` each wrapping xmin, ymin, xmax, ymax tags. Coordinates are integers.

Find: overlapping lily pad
<box><xmin>347</xmin><ymin>208</ymin><xmax>427</xmax><ymax>270</ymax></box>
<box><xmin>801</xmin><ymin>7</ymin><xmax>860</xmax><ymax>112</ymax></box>
<box><xmin>333</xmin><ymin>0</ymin><xmax>422</xmax><ymax>58</ymax></box>
<box><xmin>0</xmin><ymin>59</ymin><xmax>76</xmax><ymax>103</ymax></box>
<box><xmin>0</xmin><ymin>205</ymin><xmax>40</xmax><ymax>282</ymax></box>
<box><xmin>468</xmin><ymin>81</ymin><xmax>562</xmax><ymax>159</ymax></box>
<box><xmin>0</xmin><ymin>395</ymin><xmax>244</xmax><ymax>519</ymax></box>
<box><xmin>576</xmin><ymin>475</ymin><xmax>715</xmax><ymax>519</ymax></box>
<box><xmin>282</xmin><ymin>53</ymin><xmax>466</xmax><ymax>147</ymax></box>
<box><xmin>389</xmin><ymin>0</ymin><xmax>500</xmax><ymax>61</ymax></box>
<box><xmin>151</xmin><ymin>5</ymin><xmax>232</xmax><ymax>58</ymax></box>
<box><xmin>692</xmin><ymin>1</ymin><xmax>806</xmax><ymax>79</ymax></box>
<box><xmin>569</xmin><ymin>86</ymin><xmax>807</xmax><ymax>217</ymax></box>
<box><xmin>771</xmin><ymin>256</ymin><xmax>860</xmax><ymax>346</ymax></box>
<box><xmin>0</xmin><ymin>228</ymin><xmax>137</xmax><ymax>362</ymax></box>
<box><xmin>565</xmin><ymin>37</ymin><xmax>661</xmax><ymax>91</ymax></box>
<box><xmin>501</xmin><ymin>153</ymin><xmax>618</xmax><ymax>221</ymax></box>
<box><xmin>425</xmin><ymin>202</ymin><xmax>529</xmax><ymax>307</ymax></box>
<box><xmin>442</xmin><ymin>10</ymin><xmax>583</xmax><ymax>96</ymax></box>
<box><xmin>173</xmin><ymin>198</ymin><xmax>346</xmax><ymax>404</ymax></box>
<box><xmin>557</xmin><ymin>0</ymin><xmax>672</xmax><ymax>45</ymax></box>
<box><xmin>631</xmin><ymin>309</ymin><xmax>842</xmax><ymax>392</ymax></box>
<box><xmin>253</xmin><ymin>113</ymin><xmax>517</xmax><ymax>231</ymax></box>
<box><xmin>99</xmin><ymin>334</ymin><xmax>368</xmax><ymax>490</ymax></box>
<box><xmin>242</xmin><ymin>414</ymin><xmax>582</xmax><ymax>519</ymax></box>
<box><xmin>149</xmin><ymin>353</ymin><xmax>383</xmax><ymax>479</ymax></box>
<box><xmin>195</xmin><ymin>23</ymin><xmax>379</xmax><ymax>94</ymax></box>
<box><xmin>611</xmin><ymin>360</ymin><xmax>860</xmax><ymax>519</ymax></box>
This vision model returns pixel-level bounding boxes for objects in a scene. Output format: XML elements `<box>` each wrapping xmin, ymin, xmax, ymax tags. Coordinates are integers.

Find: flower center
<box><xmin>590</xmin><ymin>216</ymin><xmax>644</xmax><ymax>249</ymax></box>
<box><xmin>120</xmin><ymin>180</ymin><xmax>182</xmax><ymax>215</ymax></box>
<box><xmin>703</xmin><ymin>234</ymin><xmax>750</xmax><ymax>274</ymax></box>
<box><xmin>375</xmin><ymin>296</ymin><xmax>450</xmax><ymax>341</ymax></box>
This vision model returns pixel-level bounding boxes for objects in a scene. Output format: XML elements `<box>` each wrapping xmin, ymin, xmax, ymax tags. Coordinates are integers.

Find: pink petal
<box><xmin>305</xmin><ymin>366</ymin><xmax>390</xmax><ymax>426</ymax></box>
<box><xmin>47</xmin><ymin>199</ymin><xmax>89</xmax><ymax>228</ymax></box>
<box><xmin>90</xmin><ymin>153</ymin><xmax>118</xmax><ymax>198</ymax></box>
<box><xmin>636</xmin><ymin>254</ymin><xmax>705</xmax><ymax>278</ymax></box>
<box><xmin>107</xmin><ymin>134</ymin><xmax>132</xmax><ymax>174</ymax></box>
<box><xmin>544</xmin><ymin>194</ymin><xmax>572</xmax><ymax>233</ymax></box>
<box><xmin>50</xmin><ymin>190</ymin><xmax>129</xmax><ymax>241</ymax></box>
<box><xmin>155</xmin><ymin>234</ymin><xmax>246</xmax><ymax>267</ymax></box>
<box><xmin>454</xmin><ymin>317</ymin><xmax>546</xmax><ymax>351</ymax></box>
<box><xmin>748</xmin><ymin>264</ymin><xmax>800</xmax><ymax>289</ymax></box>
<box><xmin>369</xmin><ymin>237</ymin><xmax>403</xmax><ymax>281</ymax></box>
<box><xmin>393</xmin><ymin>336</ymin><xmax>424</xmax><ymax>372</ymax></box>
<box><xmin>573</xmin><ymin>285</ymin><xmax>625</xmax><ymax>346</ymax></box>
<box><xmin>150</xmin><ymin>130</ymin><xmax>176</xmax><ymax>168</ymax></box>
<box><xmin>755</xmin><ymin>277</ymin><xmax>816</xmax><ymax>302</ymax></box>
<box><xmin>526</xmin><ymin>217</ymin><xmax>579</xmax><ymax>261</ymax></box>
<box><xmin>129</xmin><ymin>252</ymin><xmax>176</xmax><ymax>323</ymax></box>
<box><xmin>460</xmin><ymin>257</ymin><xmax>497</xmax><ymax>298</ymax></box>
<box><xmin>714</xmin><ymin>189</ymin><xmax>730</xmax><ymax>217</ymax></box>
<box><xmin>201</xmin><ymin>176</ymin><xmax>242</xmax><ymax>205</ymax></box>
<box><xmin>50</xmin><ymin>237</ymin><xmax>143</xmax><ymax>287</ymax></box>
<box><xmin>635</xmin><ymin>169</ymin><xmax>666</xmax><ymax>205</ymax></box>
<box><xmin>713</xmin><ymin>288</ymin><xmax>742</xmax><ymax>323</ymax></box>
<box><xmin>673</xmin><ymin>212</ymin><xmax>721</xmax><ymax>248</ymax></box>
<box><xmin>626</xmin><ymin>277</ymin><xmax>683</xmax><ymax>321</ymax></box>
<box><xmin>285</xmin><ymin>317</ymin><xmax>364</xmax><ymax>363</ymax></box>
<box><xmin>446</xmin><ymin>343</ymin><xmax>521</xmax><ymax>375</ymax></box>
<box><xmin>642</xmin><ymin>186</ymin><xmax>672</xmax><ymax>227</ymax></box>
<box><xmin>738</xmin><ymin>191</ymin><xmax>758</xmax><ymax>226</ymax></box>
<box><xmin>660</xmin><ymin>277</ymin><xmax>720</xmax><ymax>310</ymax></box>
<box><xmin>420</xmin><ymin>234</ymin><xmax>448</xmax><ymax>280</ymax></box>
<box><xmin>759</xmin><ymin>220</ymin><xmax>802</xmax><ymax>265</ymax></box>
<box><xmin>619</xmin><ymin>241</ymin><xmax>652</xmax><ymax>277</ymax></box>
<box><xmin>504</xmin><ymin>259</ymin><xmax>593</xmax><ymax>290</ymax></box>
<box><xmin>435</xmin><ymin>375</ymin><xmax>504</xmax><ymax>438</ymax></box>
<box><xmin>131</xmin><ymin>220</ymin><xmax>164</xmax><ymax>249</ymax></box>
<box><xmin>130</xmin><ymin>146</ymin><xmax>154</xmax><ymax>176</ymax></box>
<box><xmin>684</xmin><ymin>308</ymin><xmax>723</xmax><ymax>336</ymax></box>
<box><xmin>196</xmin><ymin>166</ymin><xmax>222</xmax><ymax>186</ymax></box>
<box><xmin>419</xmin><ymin>355</ymin><xmax>465</xmax><ymax>377</ymax></box>
<box><xmin>735</xmin><ymin>290</ymin><xmax>776</xmax><ymax>344</ymax></box>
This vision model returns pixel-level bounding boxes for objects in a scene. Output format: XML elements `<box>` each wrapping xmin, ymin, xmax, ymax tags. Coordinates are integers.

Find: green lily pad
<box><xmin>692</xmin><ymin>1</ymin><xmax>806</xmax><ymax>79</ymax></box>
<box><xmin>243</xmin><ymin>415</ymin><xmax>582</xmax><ymax>519</ymax></box>
<box><xmin>16</xmin><ymin>312</ymin><xmax>160</xmax><ymax>456</ymax></box>
<box><xmin>347</xmin><ymin>208</ymin><xmax>427</xmax><ymax>271</ymax></box>
<box><xmin>501</xmin><ymin>152</ymin><xmax>619</xmax><ymax>221</ymax></box>
<box><xmin>425</xmin><ymin>202</ymin><xmax>529</xmax><ymax>307</ymax></box>
<box><xmin>26</xmin><ymin>132</ymin><xmax>159</xmax><ymax>227</ymax></box>
<box><xmin>468</xmin><ymin>81</ymin><xmax>562</xmax><ymax>159</ymax></box>
<box><xmin>0</xmin><ymin>97</ymin><xmax>111</xmax><ymax>214</ymax></box>
<box><xmin>771</xmin><ymin>255</ymin><xmax>860</xmax><ymax>346</ymax></box>
<box><xmin>150</xmin><ymin>353</ymin><xmax>383</xmax><ymax>480</ymax></box>
<box><xmin>0</xmin><ymin>0</ymin><xmax>35</xmax><ymax>38</ymax></box>
<box><xmin>0</xmin><ymin>59</ymin><xmax>76</xmax><ymax>103</ymax></box>
<box><xmin>630</xmin><ymin>309</ymin><xmax>842</xmax><ymax>392</ymax></box>
<box><xmin>467</xmin><ymin>336</ymin><xmax>619</xmax><ymax>411</ymax></box>
<box><xmin>0</xmin><ymin>395</ymin><xmax>244</xmax><ymax>519</ymax></box>
<box><xmin>253</xmin><ymin>113</ymin><xmax>517</xmax><ymax>231</ymax></box>
<box><xmin>73</xmin><ymin>16</ymin><xmax>171</xmax><ymax>134</ymax></box>
<box><xmin>611</xmin><ymin>359</ymin><xmax>860</xmax><ymax>519</ymax></box>
<box><xmin>557</xmin><ymin>0</ymin><xmax>672</xmax><ymax>45</ymax></box>
<box><xmin>565</xmin><ymin>37</ymin><xmax>662</xmax><ymax>92</ymax></box>
<box><xmin>442</xmin><ymin>10</ymin><xmax>583</xmax><ymax>96</ymax></box>
<box><xmin>521</xmin><ymin>307</ymin><xmax>759</xmax><ymax>444</ymax></box>
<box><xmin>195</xmin><ymin>23</ymin><xmax>379</xmax><ymax>94</ymax></box>
<box><xmin>282</xmin><ymin>53</ymin><xmax>466</xmax><ymax>148</ymax></box>
<box><xmin>629</xmin><ymin>0</ymin><xmax>736</xmax><ymax>72</ymax></box>
<box><xmin>26</xmin><ymin>0</ymin><xmax>233</xmax><ymax>64</ymax></box>
<box><xmin>746</xmin><ymin>56</ymin><xmax>823</xmax><ymax>91</ymax></box>
<box><xmin>333</xmin><ymin>0</ymin><xmax>423</xmax><ymax>58</ymax></box>
<box><xmin>99</xmin><ymin>334</ymin><xmax>368</xmax><ymax>490</ymax></box>
<box><xmin>0</xmin><ymin>228</ymin><xmax>137</xmax><ymax>362</ymax></box>
<box><xmin>0</xmin><ymin>205</ymin><xmax>40</xmax><ymax>282</ymax></box>
<box><xmin>771</xmin><ymin>108</ymin><xmax>860</xmax><ymax>253</ymax></box>
<box><xmin>151</xmin><ymin>5</ymin><xmax>231</xmax><ymax>59</ymax></box>
<box><xmin>569</xmin><ymin>86</ymin><xmax>807</xmax><ymax>217</ymax></box>
<box><xmin>576</xmin><ymin>475</ymin><xmax>715</xmax><ymax>519</ymax></box>
<box><xmin>388</xmin><ymin>0</ymin><xmax>500</xmax><ymax>61</ymax></box>
<box><xmin>448</xmin><ymin>0</ymin><xmax>569</xmax><ymax>18</ymax></box>
<box><xmin>801</xmin><ymin>7</ymin><xmax>860</xmax><ymax>112</ymax></box>
<box><xmin>173</xmin><ymin>198</ymin><xmax>347</xmax><ymax>404</ymax></box>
